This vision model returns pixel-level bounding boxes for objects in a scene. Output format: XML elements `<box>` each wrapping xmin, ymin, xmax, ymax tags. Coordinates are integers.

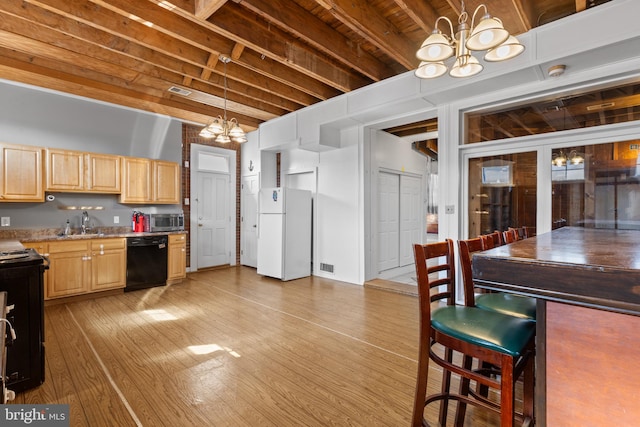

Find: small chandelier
<box><xmin>199</xmin><ymin>55</ymin><xmax>247</xmax><ymax>143</ymax></box>
<box><xmin>415</xmin><ymin>1</ymin><xmax>524</xmax><ymax>79</ymax></box>
<box><xmin>552</xmin><ymin>150</ymin><xmax>584</xmax><ymax>167</ymax></box>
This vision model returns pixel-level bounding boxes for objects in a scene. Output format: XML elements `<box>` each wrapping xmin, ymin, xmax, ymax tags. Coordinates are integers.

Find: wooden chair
<box><xmin>503</xmin><ymin>228</ymin><xmax>520</xmax><ymax>244</ymax></box>
<box><xmin>412</xmin><ymin>239</ymin><xmax>536</xmax><ymax>427</ymax></box>
<box><xmin>522</xmin><ymin>226</ymin><xmax>536</xmax><ymax>238</ymax></box>
<box><xmin>462</xmin><ymin>237</ymin><xmax>537</xmax><ymax>321</ymax></box>
<box><xmin>484</xmin><ymin>231</ymin><xmax>504</xmax><ymax>248</ymax></box>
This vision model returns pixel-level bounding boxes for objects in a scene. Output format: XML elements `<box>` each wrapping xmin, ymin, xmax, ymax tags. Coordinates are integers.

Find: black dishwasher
<box><xmin>126</xmin><ymin>235</ymin><xmax>168</xmax><ymax>291</ymax></box>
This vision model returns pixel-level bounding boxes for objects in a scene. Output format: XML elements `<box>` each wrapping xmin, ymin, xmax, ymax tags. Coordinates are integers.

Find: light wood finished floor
<box><xmin>12</xmin><ymin>267</ymin><xmax>509</xmax><ymax>426</ymax></box>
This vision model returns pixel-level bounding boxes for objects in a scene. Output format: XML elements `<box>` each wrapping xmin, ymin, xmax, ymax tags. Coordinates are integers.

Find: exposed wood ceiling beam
<box><xmin>315</xmin><ymin>0</ymin><xmax>417</xmax><ymax>70</ymax></box>
<box><xmin>195</xmin><ymin>0</ymin><xmax>227</xmax><ymax>19</ymax></box>
<box><xmin>235</xmin><ymin>0</ymin><xmax>397</xmax><ymax>82</ymax></box>
<box><xmin>392</xmin><ymin>0</ymin><xmax>441</xmax><ymax>34</ymax></box>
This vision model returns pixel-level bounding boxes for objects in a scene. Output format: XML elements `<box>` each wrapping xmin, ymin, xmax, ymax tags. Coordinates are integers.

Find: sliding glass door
<box><xmin>467</xmin><ymin>151</ymin><xmax>537</xmax><ymax>238</ymax></box>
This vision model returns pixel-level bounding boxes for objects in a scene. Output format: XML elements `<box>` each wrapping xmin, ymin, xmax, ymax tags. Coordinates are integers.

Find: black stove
<box><xmin>0</xmin><ymin>249</ymin><xmax>43</xmax><ymax>266</ymax></box>
<box><xmin>0</xmin><ymin>246</ymin><xmax>46</xmax><ymax>394</ymax></box>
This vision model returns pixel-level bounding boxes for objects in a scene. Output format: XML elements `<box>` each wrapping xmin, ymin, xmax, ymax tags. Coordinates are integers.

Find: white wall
<box><xmin>0</xmin><ymin>79</ymin><xmax>181</xmax><ymax>160</ymax></box>
<box><xmin>315</xmin><ymin>128</ymin><xmax>361</xmax><ymax>284</ymax></box>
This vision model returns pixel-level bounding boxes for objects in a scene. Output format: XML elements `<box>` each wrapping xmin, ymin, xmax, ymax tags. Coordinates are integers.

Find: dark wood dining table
<box><xmin>472</xmin><ymin>227</ymin><xmax>640</xmax><ymax>426</ymax></box>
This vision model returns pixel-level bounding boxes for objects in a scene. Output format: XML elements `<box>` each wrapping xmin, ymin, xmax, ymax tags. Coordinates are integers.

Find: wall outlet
<box><xmin>114</xmin><ymin>216</ymin><xmax>120</xmax><ymax>224</ymax></box>
<box><xmin>1</xmin><ymin>217</ymin><xmax>10</xmax><ymax>227</ymax></box>
<box><xmin>445</xmin><ymin>205</ymin><xmax>455</xmax><ymax>214</ymax></box>
<box><xmin>184</xmin><ymin>198</ymin><xmax>190</xmax><ymax>205</ymax></box>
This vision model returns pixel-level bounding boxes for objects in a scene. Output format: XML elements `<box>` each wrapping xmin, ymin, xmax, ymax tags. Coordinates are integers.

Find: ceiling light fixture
<box><xmin>415</xmin><ymin>1</ymin><xmax>524</xmax><ymax>79</ymax></box>
<box><xmin>199</xmin><ymin>55</ymin><xmax>247</xmax><ymax>143</ymax></box>
<box><xmin>552</xmin><ymin>150</ymin><xmax>584</xmax><ymax>167</ymax></box>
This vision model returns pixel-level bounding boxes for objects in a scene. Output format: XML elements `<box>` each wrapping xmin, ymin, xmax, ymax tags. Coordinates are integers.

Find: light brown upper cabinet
<box><xmin>87</xmin><ymin>153</ymin><xmax>121</xmax><ymax>193</ymax></box>
<box><xmin>0</xmin><ymin>143</ymin><xmax>44</xmax><ymax>202</ymax></box>
<box><xmin>120</xmin><ymin>157</ymin><xmax>180</xmax><ymax>204</ymax></box>
<box><xmin>153</xmin><ymin>160</ymin><xmax>181</xmax><ymax>204</ymax></box>
<box><xmin>120</xmin><ymin>157</ymin><xmax>152</xmax><ymax>203</ymax></box>
<box><xmin>46</xmin><ymin>149</ymin><xmax>121</xmax><ymax>193</ymax></box>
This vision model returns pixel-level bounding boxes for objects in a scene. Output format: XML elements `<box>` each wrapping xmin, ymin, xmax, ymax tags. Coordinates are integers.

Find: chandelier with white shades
<box><xmin>199</xmin><ymin>55</ymin><xmax>247</xmax><ymax>143</ymax></box>
<box><xmin>415</xmin><ymin>1</ymin><xmax>525</xmax><ymax>79</ymax></box>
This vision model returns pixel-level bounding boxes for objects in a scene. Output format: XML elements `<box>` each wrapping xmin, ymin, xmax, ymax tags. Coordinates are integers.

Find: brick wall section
<box><xmin>181</xmin><ymin>123</ymin><xmax>242</xmax><ymax>268</ymax></box>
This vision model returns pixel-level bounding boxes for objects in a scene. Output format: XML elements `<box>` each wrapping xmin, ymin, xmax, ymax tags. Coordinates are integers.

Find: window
<box><xmin>465</xmin><ymin>80</ymin><xmax>640</xmax><ymax>144</ymax></box>
<box><xmin>468</xmin><ymin>152</ymin><xmax>536</xmax><ymax>238</ymax></box>
<box><xmin>552</xmin><ymin>142</ymin><xmax>640</xmax><ymax>230</ymax></box>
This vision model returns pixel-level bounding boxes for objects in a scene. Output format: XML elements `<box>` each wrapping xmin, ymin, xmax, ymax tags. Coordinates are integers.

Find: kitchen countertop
<box><xmin>0</xmin><ymin>228</ymin><xmax>186</xmax><ymax>243</ymax></box>
<box><xmin>0</xmin><ymin>240</ymin><xmax>25</xmax><ymax>252</ymax></box>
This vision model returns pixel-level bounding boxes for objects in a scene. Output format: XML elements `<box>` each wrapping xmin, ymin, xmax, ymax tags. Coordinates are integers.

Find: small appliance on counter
<box><xmin>131</xmin><ymin>211</ymin><xmax>149</xmax><ymax>232</ymax></box>
<box><xmin>149</xmin><ymin>213</ymin><xmax>184</xmax><ymax>232</ymax></box>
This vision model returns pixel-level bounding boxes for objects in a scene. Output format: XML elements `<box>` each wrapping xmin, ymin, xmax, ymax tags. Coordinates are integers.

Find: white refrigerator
<box><xmin>257</xmin><ymin>187</ymin><xmax>312</xmax><ymax>281</ymax></box>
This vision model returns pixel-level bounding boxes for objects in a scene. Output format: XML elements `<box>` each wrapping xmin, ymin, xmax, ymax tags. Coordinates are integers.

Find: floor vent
<box><xmin>168</xmin><ymin>86</ymin><xmax>192</xmax><ymax>96</ymax></box>
<box><xmin>320</xmin><ymin>263</ymin><xmax>334</xmax><ymax>273</ymax></box>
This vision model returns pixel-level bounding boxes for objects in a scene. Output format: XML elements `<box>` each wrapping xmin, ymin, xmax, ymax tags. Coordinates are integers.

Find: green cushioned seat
<box><xmin>476</xmin><ymin>293</ymin><xmax>537</xmax><ymax>320</ymax></box>
<box><xmin>431</xmin><ymin>306</ymin><xmax>536</xmax><ymax>357</ymax></box>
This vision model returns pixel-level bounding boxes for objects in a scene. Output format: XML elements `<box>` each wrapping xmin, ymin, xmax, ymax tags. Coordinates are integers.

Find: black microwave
<box><xmin>149</xmin><ymin>213</ymin><xmax>184</xmax><ymax>232</ymax></box>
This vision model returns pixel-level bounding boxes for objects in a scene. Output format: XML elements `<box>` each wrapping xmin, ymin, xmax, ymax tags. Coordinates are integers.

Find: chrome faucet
<box><xmin>81</xmin><ymin>211</ymin><xmax>90</xmax><ymax>234</ymax></box>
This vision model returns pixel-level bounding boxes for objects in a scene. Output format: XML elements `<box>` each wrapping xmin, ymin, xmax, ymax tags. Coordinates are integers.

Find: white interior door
<box><xmin>378</xmin><ymin>171</ymin><xmax>400</xmax><ymax>272</ymax></box>
<box><xmin>241</xmin><ymin>174</ymin><xmax>259</xmax><ymax>267</ymax></box>
<box><xmin>400</xmin><ymin>175</ymin><xmax>422</xmax><ymax>267</ymax></box>
<box><xmin>197</xmin><ymin>171</ymin><xmax>229</xmax><ymax>268</ymax></box>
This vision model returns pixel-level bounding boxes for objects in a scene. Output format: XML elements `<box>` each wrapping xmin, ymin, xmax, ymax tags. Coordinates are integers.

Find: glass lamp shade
<box><xmin>228</xmin><ymin>122</ymin><xmax>246</xmax><ymax>138</ymax></box>
<box><xmin>416</xmin><ymin>32</ymin><xmax>454</xmax><ymax>62</ymax></box>
<box><xmin>466</xmin><ymin>16</ymin><xmax>509</xmax><ymax>51</ymax></box>
<box><xmin>207</xmin><ymin>118</ymin><xmax>224</xmax><ymax>135</ymax></box>
<box><xmin>232</xmin><ymin>134</ymin><xmax>248</xmax><ymax>143</ymax></box>
<box><xmin>415</xmin><ymin>61</ymin><xmax>447</xmax><ymax>79</ymax></box>
<box><xmin>484</xmin><ymin>35</ymin><xmax>525</xmax><ymax>62</ymax></box>
<box><xmin>199</xmin><ymin>127</ymin><xmax>215</xmax><ymax>138</ymax></box>
<box><xmin>449</xmin><ymin>55</ymin><xmax>483</xmax><ymax>78</ymax></box>
<box><xmin>215</xmin><ymin>133</ymin><xmax>231</xmax><ymax>144</ymax></box>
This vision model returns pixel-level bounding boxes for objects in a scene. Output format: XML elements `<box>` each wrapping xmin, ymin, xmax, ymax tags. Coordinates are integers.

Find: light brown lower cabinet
<box><xmin>47</xmin><ymin>240</ymin><xmax>91</xmax><ymax>299</ymax></box>
<box><xmin>167</xmin><ymin>233</ymin><xmax>187</xmax><ymax>284</ymax></box>
<box><xmin>90</xmin><ymin>238</ymin><xmax>126</xmax><ymax>292</ymax></box>
<box><xmin>25</xmin><ymin>238</ymin><xmax>126</xmax><ymax>300</ymax></box>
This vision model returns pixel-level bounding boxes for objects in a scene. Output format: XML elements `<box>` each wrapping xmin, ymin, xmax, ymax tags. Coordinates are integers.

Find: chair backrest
<box><xmin>413</xmin><ymin>239</ymin><xmax>456</xmax><ymax>318</ymax></box>
<box><xmin>522</xmin><ymin>226</ymin><xmax>536</xmax><ymax>238</ymax></box>
<box><xmin>457</xmin><ymin>237</ymin><xmax>484</xmax><ymax>307</ymax></box>
<box><xmin>508</xmin><ymin>227</ymin><xmax>527</xmax><ymax>240</ymax></box>
<box><xmin>503</xmin><ymin>228</ymin><xmax>519</xmax><ymax>244</ymax></box>
<box><xmin>483</xmin><ymin>230</ymin><xmax>503</xmax><ymax>248</ymax></box>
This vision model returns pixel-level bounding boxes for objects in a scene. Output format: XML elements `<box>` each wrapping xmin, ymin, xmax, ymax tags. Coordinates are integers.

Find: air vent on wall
<box><xmin>168</xmin><ymin>86</ymin><xmax>192</xmax><ymax>96</ymax></box>
<box><xmin>320</xmin><ymin>263</ymin><xmax>334</xmax><ymax>273</ymax></box>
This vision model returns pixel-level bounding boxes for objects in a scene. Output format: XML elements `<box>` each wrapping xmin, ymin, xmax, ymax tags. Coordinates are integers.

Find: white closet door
<box><xmin>400</xmin><ymin>175</ymin><xmax>422</xmax><ymax>267</ymax></box>
<box><xmin>378</xmin><ymin>171</ymin><xmax>400</xmax><ymax>272</ymax></box>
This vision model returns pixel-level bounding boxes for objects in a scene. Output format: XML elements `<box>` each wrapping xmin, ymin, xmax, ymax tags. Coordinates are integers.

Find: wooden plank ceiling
<box><xmin>0</xmin><ymin>0</ymin><xmax>607</xmax><ymax>133</ymax></box>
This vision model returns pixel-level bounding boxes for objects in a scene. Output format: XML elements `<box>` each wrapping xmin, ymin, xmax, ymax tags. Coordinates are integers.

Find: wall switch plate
<box><xmin>1</xmin><ymin>217</ymin><xmax>10</xmax><ymax>227</ymax></box>
<box><xmin>114</xmin><ymin>216</ymin><xmax>119</xmax><ymax>224</ymax></box>
<box><xmin>184</xmin><ymin>198</ymin><xmax>190</xmax><ymax>205</ymax></box>
<box><xmin>445</xmin><ymin>205</ymin><xmax>455</xmax><ymax>214</ymax></box>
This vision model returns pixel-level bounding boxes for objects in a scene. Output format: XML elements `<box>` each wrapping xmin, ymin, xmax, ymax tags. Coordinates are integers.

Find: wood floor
<box><xmin>12</xmin><ymin>267</ymin><xmax>506</xmax><ymax>426</ymax></box>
